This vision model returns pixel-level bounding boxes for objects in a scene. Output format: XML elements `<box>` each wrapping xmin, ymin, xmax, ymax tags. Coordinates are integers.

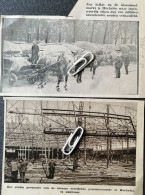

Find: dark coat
<box><xmin>18</xmin><ymin>161</ymin><xmax>28</xmax><ymax>173</ymax></box>
<box><xmin>31</xmin><ymin>44</ymin><xmax>39</xmax><ymax>63</ymax></box>
<box><xmin>123</xmin><ymin>55</ymin><xmax>130</xmax><ymax>66</ymax></box>
<box><xmin>49</xmin><ymin>161</ymin><xmax>56</xmax><ymax>170</ymax></box>
<box><xmin>114</xmin><ymin>56</ymin><xmax>123</xmax><ymax>69</ymax></box>
<box><xmin>32</xmin><ymin>44</ymin><xmax>39</xmax><ymax>53</ymax></box>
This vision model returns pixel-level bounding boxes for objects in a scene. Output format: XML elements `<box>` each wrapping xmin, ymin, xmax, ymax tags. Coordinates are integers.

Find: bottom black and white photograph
<box><xmin>2</xmin><ymin>98</ymin><xmax>143</xmax><ymax>187</ymax></box>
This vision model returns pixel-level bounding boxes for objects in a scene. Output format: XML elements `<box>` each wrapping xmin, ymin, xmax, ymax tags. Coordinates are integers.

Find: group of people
<box><xmin>30</xmin><ymin>41</ymin><xmax>131</xmax><ymax>82</ymax></box>
<box><xmin>10</xmin><ymin>158</ymin><xmax>28</xmax><ymax>183</ymax></box>
<box><xmin>10</xmin><ymin>158</ymin><xmax>57</xmax><ymax>183</ymax></box>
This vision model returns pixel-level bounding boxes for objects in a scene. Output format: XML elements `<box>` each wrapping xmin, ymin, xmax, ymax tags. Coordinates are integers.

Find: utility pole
<box><xmin>106</xmin><ymin>104</ymin><xmax>110</xmax><ymax>168</ymax></box>
<box><xmin>57</xmin><ymin>137</ymin><xmax>59</xmax><ymax>160</ymax></box>
<box><xmin>122</xmin><ymin>139</ymin><xmax>124</xmax><ymax>156</ymax></box>
<box><xmin>72</xmin><ymin>102</ymin><xmax>77</xmax><ymax>126</ymax></box>
<box><xmin>109</xmin><ymin>107</ymin><xmax>112</xmax><ymax>163</ymax></box>
<box><xmin>125</xmin><ymin>107</ymin><xmax>129</xmax><ymax>164</ymax></box>
<box><xmin>25</xmin><ymin>146</ymin><xmax>27</xmax><ymax>160</ymax></box>
<box><xmin>23</xmin><ymin>100</ymin><xmax>26</xmax><ymax>159</ymax></box>
<box><xmin>78</xmin><ymin>102</ymin><xmax>84</xmax><ymax>126</ymax></box>
<box><xmin>41</xmin><ymin>101</ymin><xmax>48</xmax><ymax>174</ymax></box>
<box><xmin>84</xmin><ymin>117</ymin><xmax>87</xmax><ymax>165</ymax></box>
<box><xmin>78</xmin><ymin>102</ymin><xmax>85</xmax><ymax>164</ymax></box>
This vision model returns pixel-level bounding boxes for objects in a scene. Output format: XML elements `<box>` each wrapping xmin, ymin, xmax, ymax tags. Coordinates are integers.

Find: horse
<box><xmin>89</xmin><ymin>53</ymin><xmax>106</xmax><ymax>79</ymax></box>
<box><xmin>37</xmin><ymin>53</ymin><xmax>73</xmax><ymax>92</ymax></box>
<box><xmin>74</xmin><ymin>52</ymin><xmax>106</xmax><ymax>82</ymax></box>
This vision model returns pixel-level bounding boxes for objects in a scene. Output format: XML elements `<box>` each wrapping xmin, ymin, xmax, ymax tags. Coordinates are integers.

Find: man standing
<box><xmin>31</xmin><ymin>41</ymin><xmax>39</xmax><ymax>64</ymax></box>
<box><xmin>75</xmin><ymin>54</ymin><xmax>84</xmax><ymax>83</ymax></box>
<box><xmin>57</xmin><ymin>53</ymin><xmax>67</xmax><ymax>78</ymax></box>
<box><xmin>72</xmin><ymin>156</ymin><xmax>78</xmax><ymax>172</ymax></box>
<box><xmin>123</xmin><ymin>53</ymin><xmax>130</xmax><ymax>74</ymax></box>
<box><xmin>114</xmin><ymin>49</ymin><xmax>123</xmax><ymax>78</ymax></box>
<box><xmin>18</xmin><ymin>159</ymin><xmax>28</xmax><ymax>183</ymax></box>
<box><xmin>49</xmin><ymin>161</ymin><xmax>56</xmax><ymax>179</ymax></box>
<box><xmin>10</xmin><ymin>159</ymin><xmax>18</xmax><ymax>183</ymax></box>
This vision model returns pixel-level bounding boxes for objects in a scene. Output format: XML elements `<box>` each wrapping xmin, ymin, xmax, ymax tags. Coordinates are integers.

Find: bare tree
<box><xmin>90</xmin><ymin>21</ymin><xmax>95</xmax><ymax>43</ymax></box>
<box><xmin>58</xmin><ymin>20</ymin><xmax>62</xmax><ymax>43</ymax></box>
<box><xmin>36</xmin><ymin>20</ymin><xmax>40</xmax><ymax>41</ymax></box>
<box><xmin>122</xmin><ymin>23</ymin><xmax>128</xmax><ymax>44</ymax></box>
<box><xmin>73</xmin><ymin>20</ymin><xmax>76</xmax><ymax>43</ymax></box>
<box><xmin>45</xmin><ymin>27</ymin><xmax>49</xmax><ymax>43</ymax></box>
<box><xmin>113</xmin><ymin>22</ymin><xmax>122</xmax><ymax>45</ymax></box>
<box><xmin>103</xmin><ymin>21</ymin><xmax>109</xmax><ymax>44</ymax></box>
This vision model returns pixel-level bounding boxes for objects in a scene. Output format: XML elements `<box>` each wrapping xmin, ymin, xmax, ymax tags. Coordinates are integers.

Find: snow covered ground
<box><xmin>2</xmin><ymin>62</ymin><xmax>137</xmax><ymax>96</ymax></box>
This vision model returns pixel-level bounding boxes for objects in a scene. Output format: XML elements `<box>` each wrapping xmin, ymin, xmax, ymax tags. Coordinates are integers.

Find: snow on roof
<box><xmin>75</xmin><ymin>41</ymin><xmax>100</xmax><ymax>53</ymax></box>
<box><xmin>18</xmin><ymin>43</ymin><xmax>32</xmax><ymax>52</ymax></box>
<box><xmin>38</xmin><ymin>43</ymin><xmax>87</xmax><ymax>65</ymax></box>
<box><xmin>3</xmin><ymin>41</ymin><xmax>23</xmax><ymax>54</ymax></box>
<box><xmin>75</xmin><ymin>41</ymin><xmax>135</xmax><ymax>55</ymax></box>
<box><xmin>61</xmin><ymin>43</ymin><xmax>83</xmax><ymax>54</ymax></box>
<box><xmin>38</xmin><ymin>43</ymin><xmax>74</xmax><ymax>56</ymax></box>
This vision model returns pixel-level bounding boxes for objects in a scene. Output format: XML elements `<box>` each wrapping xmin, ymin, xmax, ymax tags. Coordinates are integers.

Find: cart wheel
<box><xmin>27</xmin><ymin>77</ymin><xmax>37</xmax><ymax>84</ymax></box>
<box><xmin>8</xmin><ymin>73</ymin><xmax>18</xmax><ymax>86</ymax></box>
<box><xmin>56</xmin><ymin>86</ymin><xmax>60</xmax><ymax>92</ymax></box>
<box><xmin>64</xmin><ymin>85</ymin><xmax>68</xmax><ymax>90</ymax></box>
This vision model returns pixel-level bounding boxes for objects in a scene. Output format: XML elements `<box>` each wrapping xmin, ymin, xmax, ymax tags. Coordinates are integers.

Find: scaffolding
<box><xmin>5</xmin><ymin>100</ymin><xmax>137</xmax><ymax>170</ymax></box>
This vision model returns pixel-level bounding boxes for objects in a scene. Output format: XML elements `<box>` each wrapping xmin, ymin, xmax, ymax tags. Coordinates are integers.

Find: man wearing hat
<box><xmin>114</xmin><ymin>49</ymin><xmax>123</xmax><ymax>78</ymax></box>
<box><xmin>31</xmin><ymin>40</ymin><xmax>39</xmax><ymax>64</ymax></box>
<box><xmin>18</xmin><ymin>159</ymin><xmax>28</xmax><ymax>183</ymax></box>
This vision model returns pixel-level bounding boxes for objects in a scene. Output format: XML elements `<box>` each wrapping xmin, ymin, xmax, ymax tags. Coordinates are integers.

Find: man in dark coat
<box><xmin>74</xmin><ymin>54</ymin><xmax>84</xmax><ymax>83</ymax></box>
<box><xmin>18</xmin><ymin>159</ymin><xmax>28</xmax><ymax>183</ymax></box>
<box><xmin>31</xmin><ymin>41</ymin><xmax>39</xmax><ymax>64</ymax></box>
<box><xmin>56</xmin><ymin>53</ymin><xmax>67</xmax><ymax>83</ymax></box>
<box><xmin>57</xmin><ymin>53</ymin><xmax>67</xmax><ymax>76</ymax></box>
<box><xmin>10</xmin><ymin>159</ymin><xmax>18</xmax><ymax>183</ymax></box>
<box><xmin>114</xmin><ymin>50</ymin><xmax>123</xmax><ymax>78</ymax></box>
<box><xmin>123</xmin><ymin>53</ymin><xmax>130</xmax><ymax>74</ymax></box>
<box><xmin>49</xmin><ymin>161</ymin><xmax>56</xmax><ymax>179</ymax></box>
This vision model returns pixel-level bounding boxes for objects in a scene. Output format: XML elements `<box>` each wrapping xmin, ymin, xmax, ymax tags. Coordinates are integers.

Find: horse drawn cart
<box><xmin>3</xmin><ymin>57</ymin><xmax>60</xmax><ymax>87</ymax></box>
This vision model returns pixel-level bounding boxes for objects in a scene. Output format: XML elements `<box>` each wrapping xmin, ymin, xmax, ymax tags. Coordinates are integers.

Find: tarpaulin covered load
<box><xmin>75</xmin><ymin>41</ymin><xmax>103</xmax><ymax>53</ymax></box>
<box><xmin>38</xmin><ymin>43</ymin><xmax>87</xmax><ymax>67</ymax></box>
<box><xmin>8</xmin><ymin>57</ymin><xmax>31</xmax><ymax>71</ymax></box>
<box><xmin>38</xmin><ymin>43</ymin><xmax>84</xmax><ymax>56</ymax></box>
<box><xmin>3</xmin><ymin>41</ymin><xmax>32</xmax><ymax>57</ymax></box>
<box><xmin>75</xmin><ymin>41</ymin><xmax>133</xmax><ymax>54</ymax></box>
<box><xmin>3</xmin><ymin>41</ymin><xmax>22</xmax><ymax>55</ymax></box>
<box><xmin>62</xmin><ymin>43</ymin><xmax>84</xmax><ymax>54</ymax></box>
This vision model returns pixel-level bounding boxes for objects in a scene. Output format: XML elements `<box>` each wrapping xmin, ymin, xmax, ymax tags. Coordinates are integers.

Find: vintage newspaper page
<box><xmin>1</xmin><ymin>97</ymin><xmax>144</xmax><ymax>195</ymax></box>
<box><xmin>69</xmin><ymin>0</ymin><xmax>145</xmax><ymax>98</ymax></box>
<box><xmin>0</xmin><ymin>12</ymin><xmax>144</xmax><ymax>98</ymax></box>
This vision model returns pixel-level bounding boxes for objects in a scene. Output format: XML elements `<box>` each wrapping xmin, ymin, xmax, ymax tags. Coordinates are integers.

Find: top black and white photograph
<box><xmin>1</xmin><ymin>16</ymin><xmax>138</xmax><ymax>97</ymax></box>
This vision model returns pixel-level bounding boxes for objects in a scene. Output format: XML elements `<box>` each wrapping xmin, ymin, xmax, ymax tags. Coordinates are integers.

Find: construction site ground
<box><xmin>5</xmin><ymin>159</ymin><xmax>135</xmax><ymax>186</ymax></box>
